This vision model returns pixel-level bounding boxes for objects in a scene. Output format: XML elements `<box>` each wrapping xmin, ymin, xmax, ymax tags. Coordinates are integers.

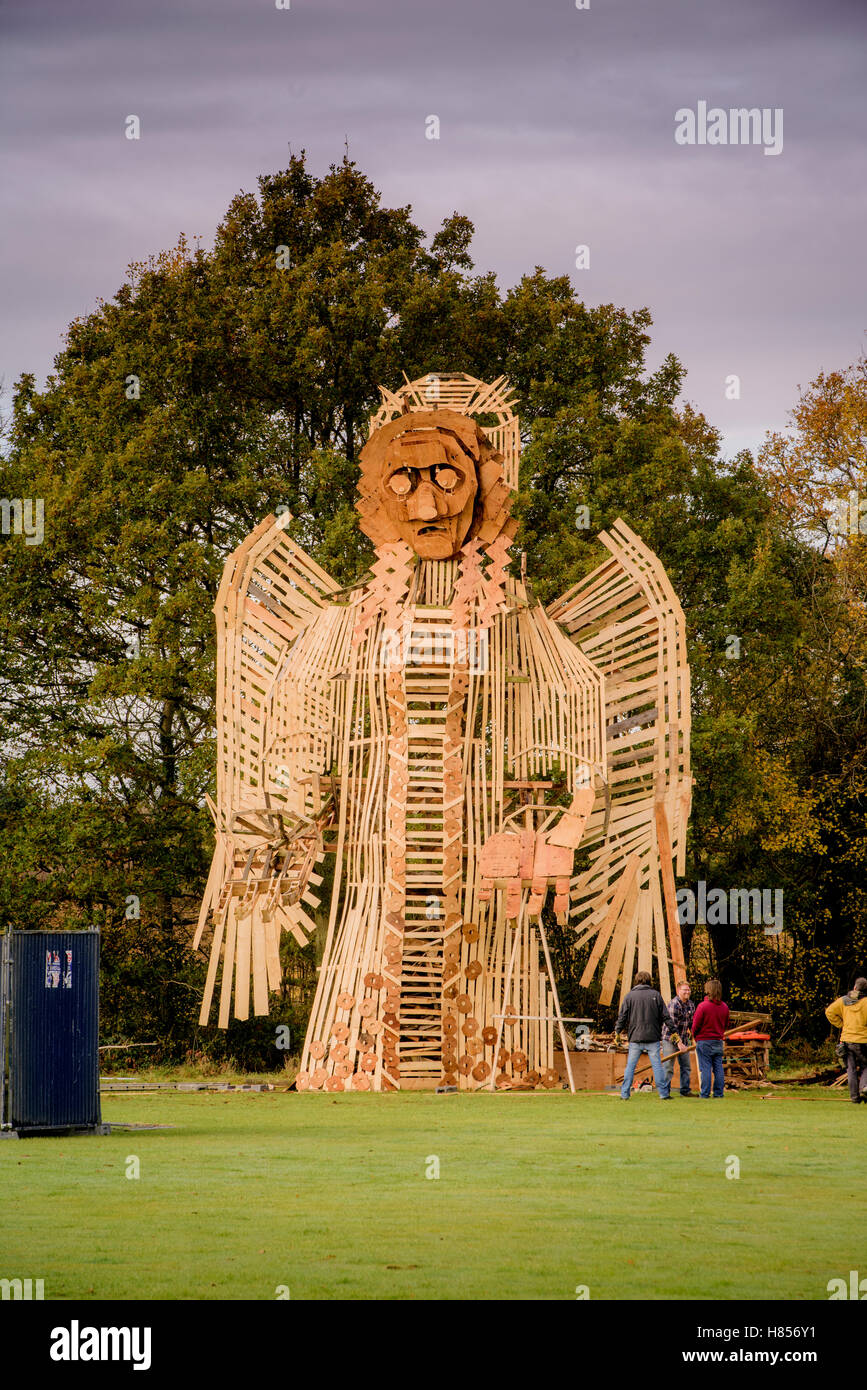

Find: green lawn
<box><xmin>1</xmin><ymin>1088</ymin><xmax>860</xmax><ymax>1300</ymax></box>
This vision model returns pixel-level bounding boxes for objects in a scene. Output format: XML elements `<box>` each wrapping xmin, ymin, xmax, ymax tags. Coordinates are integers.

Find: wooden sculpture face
<box><xmin>356</xmin><ymin>409</ymin><xmax>514</xmax><ymax>557</ymax></box>
<box><xmin>379</xmin><ymin>428</ymin><xmax>478</xmax><ymax>559</ymax></box>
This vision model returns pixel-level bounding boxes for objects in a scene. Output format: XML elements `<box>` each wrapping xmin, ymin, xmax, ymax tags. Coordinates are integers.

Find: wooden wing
<box><xmin>194</xmin><ymin>513</ymin><xmax>341</xmax><ymax>1026</ymax></box>
<box><xmin>547</xmin><ymin>518</ymin><xmax>691</xmax><ymax>1006</ymax></box>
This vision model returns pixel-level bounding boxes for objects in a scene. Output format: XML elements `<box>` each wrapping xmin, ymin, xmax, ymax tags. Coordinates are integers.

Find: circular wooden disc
<box><xmin>295</xmin><ymin>1071</ymin><xmax>310</xmax><ymax>1091</ymax></box>
<box><xmin>358</xmin><ymin>999</ymin><xmax>375</xmax><ymax>1018</ymax></box>
<box><xmin>503</xmin><ymin>1011</ymin><xmax>519</xmax><ymax>1027</ymax></box>
<box><xmin>456</xmin><ymin>994</ymin><xmax>472</xmax><ymax>1014</ymax></box>
<box><xmin>462</xmin><ymin>923</ymin><xmax>479</xmax><ymax>942</ymax></box>
<box><xmin>309</xmin><ymin>1040</ymin><xmax>326</xmax><ymax>1060</ymax></box>
<box><xmin>442</xmin><ymin>1051</ymin><xmax>457</xmax><ymax>1070</ymax></box>
<box><xmin>458</xmin><ymin>1056</ymin><xmax>473</xmax><ymax>1075</ymax></box>
<box><xmin>364</xmin><ymin>972</ymin><xmax>385</xmax><ymax>990</ymax></box>
<box><xmin>383</xmin><ymin>1012</ymin><xmax>399</xmax><ymax>1028</ymax></box>
<box><xmin>366</xmin><ymin>1019</ymin><xmax>383</xmax><ymax>1036</ymax></box>
<box><xmin>443</xmin><ymin>1016</ymin><xmax>457</xmax><ymax>1036</ymax></box>
<box><xmin>330</xmin><ymin>1043</ymin><xmax>349</xmax><ymax>1062</ymax></box>
<box><xmin>351</xmin><ymin>1072</ymin><xmax>371</xmax><ymax>1091</ymax></box>
<box><xmin>325</xmin><ymin>1075</ymin><xmax>345</xmax><ymax>1092</ymax></box>
<box><xmin>385</xmin><ymin>948</ymin><xmax>401</xmax><ymax>965</ymax></box>
<box><xmin>495</xmin><ymin>1073</ymin><xmax>512</xmax><ymax>1089</ymax></box>
<box><xmin>482</xmin><ymin>1026</ymin><xmax>498</xmax><ymax>1045</ymax></box>
<box><xmin>441</xmin><ymin>1073</ymin><xmax>457</xmax><ymax>1087</ymax></box>
<box><xmin>472</xmin><ymin>1061</ymin><xmax>491</xmax><ymax>1081</ymax></box>
<box><xmin>443</xmin><ymin>984</ymin><xmax>459</xmax><ymax>1000</ymax></box>
<box><xmin>461</xmin><ymin>1017</ymin><xmax>478</xmax><ymax>1037</ymax></box>
<box><xmin>466</xmin><ymin>1038</ymin><xmax>484</xmax><ymax>1056</ymax></box>
<box><xmin>336</xmin><ymin>992</ymin><xmax>355</xmax><ymax>1011</ymax></box>
<box><xmin>330</xmin><ymin>1022</ymin><xmax>349</xmax><ymax>1041</ymax></box>
<box><xmin>465</xmin><ymin>961</ymin><xmax>483</xmax><ymax>980</ymax></box>
<box><xmin>309</xmin><ymin>1068</ymin><xmax>327</xmax><ymax>1089</ymax></box>
<box><xmin>497</xmin><ymin>1048</ymin><xmax>511</xmax><ymax>1067</ymax></box>
<box><xmin>525</xmin><ymin>1070</ymin><xmax>541</xmax><ymax>1086</ymax></box>
<box><xmin>511</xmin><ymin>1051</ymin><xmax>528</xmax><ymax>1072</ymax></box>
<box><xmin>334</xmin><ymin>1062</ymin><xmax>353</xmax><ymax>1078</ymax></box>
<box><xmin>360</xmin><ymin>1053</ymin><xmax>377</xmax><ymax>1072</ymax></box>
<box><xmin>543</xmin><ymin>1068</ymin><xmax>560</xmax><ymax>1088</ymax></box>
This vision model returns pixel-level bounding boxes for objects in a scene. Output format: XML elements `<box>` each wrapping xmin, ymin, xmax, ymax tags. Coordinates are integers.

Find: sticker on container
<box><xmin>45</xmin><ymin>951</ymin><xmax>61</xmax><ymax>988</ymax></box>
<box><xmin>62</xmin><ymin>950</ymin><xmax>73</xmax><ymax>989</ymax></box>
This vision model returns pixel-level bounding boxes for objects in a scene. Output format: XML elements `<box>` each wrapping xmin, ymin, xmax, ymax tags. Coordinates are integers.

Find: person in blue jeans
<box><xmin>692</xmin><ymin>979</ymin><xmax>730</xmax><ymax>1097</ymax></box>
<box><xmin>614</xmin><ymin>972</ymin><xmax>680</xmax><ymax>1099</ymax></box>
<box><xmin>662</xmin><ymin>980</ymin><xmax>696</xmax><ymax>1095</ymax></box>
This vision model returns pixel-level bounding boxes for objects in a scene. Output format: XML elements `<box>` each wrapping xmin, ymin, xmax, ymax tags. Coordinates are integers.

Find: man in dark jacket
<box><xmin>615</xmin><ymin>972</ymin><xmax>678</xmax><ymax>1099</ymax></box>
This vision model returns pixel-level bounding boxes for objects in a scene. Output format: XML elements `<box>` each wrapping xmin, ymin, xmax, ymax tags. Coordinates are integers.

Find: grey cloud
<box><xmin>1</xmin><ymin>0</ymin><xmax>865</xmax><ymax>457</ymax></box>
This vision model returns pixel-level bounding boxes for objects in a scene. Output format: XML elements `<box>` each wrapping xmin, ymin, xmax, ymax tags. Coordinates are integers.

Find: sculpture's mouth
<box><xmin>417</xmin><ymin>522</ymin><xmax>448</xmax><ymax>536</ymax></box>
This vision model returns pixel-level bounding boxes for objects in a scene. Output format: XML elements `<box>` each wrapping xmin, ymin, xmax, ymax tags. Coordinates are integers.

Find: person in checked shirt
<box><xmin>662</xmin><ymin>980</ymin><xmax>696</xmax><ymax>1096</ymax></box>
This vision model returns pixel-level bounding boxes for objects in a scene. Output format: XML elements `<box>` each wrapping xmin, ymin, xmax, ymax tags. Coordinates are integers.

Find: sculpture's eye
<box><xmin>434</xmin><ymin>466</ymin><xmax>459</xmax><ymax>492</ymax></box>
<box><xmin>388</xmin><ymin>469</ymin><xmax>413</xmax><ymax>496</ymax></box>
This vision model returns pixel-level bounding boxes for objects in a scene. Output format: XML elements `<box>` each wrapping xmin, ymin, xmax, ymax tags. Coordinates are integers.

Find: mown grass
<box><xmin>1</xmin><ymin>1087</ymin><xmax>860</xmax><ymax>1301</ymax></box>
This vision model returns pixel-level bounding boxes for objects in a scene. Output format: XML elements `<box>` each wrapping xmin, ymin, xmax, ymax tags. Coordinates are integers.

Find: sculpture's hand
<box><xmin>478</xmin><ymin>786</ymin><xmax>595</xmax><ymax>923</ymax></box>
<box><xmin>528</xmin><ymin>786</ymin><xmax>595</xmax><ymax>920</ymax></box>
<box><xmin>478</xmin><ymin>825</ymin><xmax>534</xmax><ymax>920</ymax></box>
<box><xmin>224</xmin><ymin>805</ymin><xmax>323</xmax><ymax>915</ymax></box>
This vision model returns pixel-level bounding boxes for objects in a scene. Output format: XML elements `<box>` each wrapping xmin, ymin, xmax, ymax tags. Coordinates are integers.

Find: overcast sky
<box><xmin>1</xmin><ymin>0</ymin><xmax>865</xmax><ymax>457</ymax></box>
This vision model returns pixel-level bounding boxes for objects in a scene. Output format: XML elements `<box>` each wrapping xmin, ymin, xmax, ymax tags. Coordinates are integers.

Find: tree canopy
<box><xmin>1</xmin><ymin>153</ymin><xmax>862</xmax><ymax>1062</ymax></box>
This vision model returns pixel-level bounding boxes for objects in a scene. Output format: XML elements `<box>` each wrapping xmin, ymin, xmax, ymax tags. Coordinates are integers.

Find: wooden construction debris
<box><xmin>721</xmin><ymin>1009</ymin><xmax>772</xmax><ymax>1085</ymax></box>
<box><xmin>195</xmin><ymin>373</ymin><xmax>692</xmax><ymax>1092</ymax></box>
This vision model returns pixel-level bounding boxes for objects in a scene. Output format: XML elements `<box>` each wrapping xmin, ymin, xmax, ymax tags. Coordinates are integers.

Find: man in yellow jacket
<box><xmin>825</xmin><ymin>977</ymin><xmax>867</xmax><ymax>1104</ymax></box>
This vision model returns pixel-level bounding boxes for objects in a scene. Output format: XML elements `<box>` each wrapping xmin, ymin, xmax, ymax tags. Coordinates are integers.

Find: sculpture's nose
<box><xmin>412</xmin><ymin>481</ymin><xmax>439</xmax><ymax>521</ymax></box>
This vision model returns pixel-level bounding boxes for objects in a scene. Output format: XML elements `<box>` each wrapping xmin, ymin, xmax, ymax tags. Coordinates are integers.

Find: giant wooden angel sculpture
<box><xmin>194</xmin><ymin>374</ymin><xmax>691</xmax><ymax>1091</ymax></box>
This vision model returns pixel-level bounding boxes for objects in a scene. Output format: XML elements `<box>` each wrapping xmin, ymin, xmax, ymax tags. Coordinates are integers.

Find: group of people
<box><xmin>611</xmin><ymin>970</ymin><xmax>867</xmax><ymax>1103</ymax></box>
<box><xmin>613</xmin><ymin>973</ymin><xmax>728</xmax><ymax>1100</ymax></box>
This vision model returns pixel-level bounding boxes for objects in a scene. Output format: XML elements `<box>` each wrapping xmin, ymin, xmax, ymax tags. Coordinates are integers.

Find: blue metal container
<box><xmin>2</xmin><ymin>929</ymin><xmax>102</xmax><ymax>1134</ymax></box>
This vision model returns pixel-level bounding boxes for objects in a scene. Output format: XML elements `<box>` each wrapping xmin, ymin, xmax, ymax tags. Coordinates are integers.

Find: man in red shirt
<box><xmin>692</xmin><ymin>979</ymin><xmax>730</xmax><ymax>1098</ymax></box>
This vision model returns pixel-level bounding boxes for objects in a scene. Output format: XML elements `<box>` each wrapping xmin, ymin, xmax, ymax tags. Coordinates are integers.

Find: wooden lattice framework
<box><xmin>195</xmin><ymin>373</ymin><xmax>691</xmax><ymax>1091</ymax></box>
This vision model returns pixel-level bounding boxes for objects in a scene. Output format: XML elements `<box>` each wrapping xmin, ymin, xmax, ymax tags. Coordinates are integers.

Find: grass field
<box><xmin>2</xmin><ymin>1087</ymin><xmax>861</xmax><ymax>1301</ymax></box>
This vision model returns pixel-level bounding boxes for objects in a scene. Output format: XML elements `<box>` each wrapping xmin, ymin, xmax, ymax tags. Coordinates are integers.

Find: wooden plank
<box><xmin>251</xmin><ymin>905</ymin><xmax>269</xmax><ymax>1016</ymax></box>
<box><xmin>637</xmin><ymin>885</ymin><xmax>653</xmax><ymax>975</ymax></box>
<box><xmin>599</xmin><ymin>872</ymin><xmax>639</xmax><ymax>1005</ymax></box>
<box><xmin>579</xmin><ymin>854</ymin><xmax>639</xmax><ymax>988</ymax></box>
<box><xmin>198</xmin><ymin>906</ymin><xmax>226</xmax><ymax>1026</ymax></box>
<box><xmin>655</xmin><ymin>800</ymin><xmax>686</xmax><ymax>984</ymax></box>
<box><xmin>234</xmin><ymin>908</ymin><xmax>252</xmax><ymax>1021</ymax></box>
<box><xmin>218</xmin><ymin>908</ymin><xmax>238</xmax><ymax>1030</ymax></box>
<box><xmin>618</xmin><ymin>897</ymin><xmax>639</xmax><ymax>1006</ymax></box>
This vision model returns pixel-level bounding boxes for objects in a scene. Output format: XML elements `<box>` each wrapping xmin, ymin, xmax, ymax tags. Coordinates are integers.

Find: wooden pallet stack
<box><xmin>724</xmin><ymin>1011</ymin><xmax>772</xmax><ymax>1084</ymax></box>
